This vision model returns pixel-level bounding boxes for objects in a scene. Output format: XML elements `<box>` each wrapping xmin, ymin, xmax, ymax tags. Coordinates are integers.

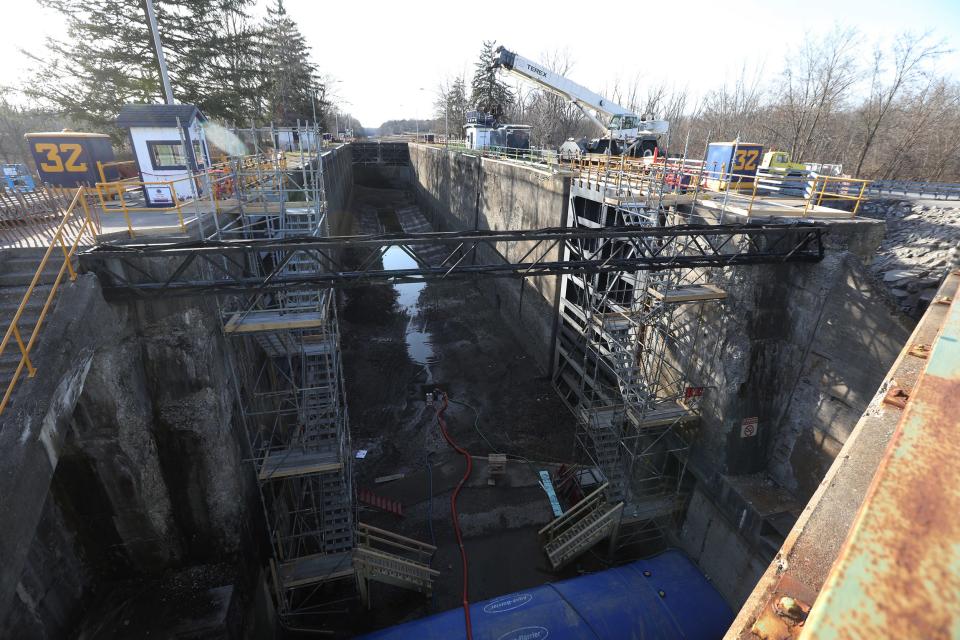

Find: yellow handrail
<box><xmin>0</xmin><ymin>187</ymin><xmax>99</xmax><ymax>414</ymax></box>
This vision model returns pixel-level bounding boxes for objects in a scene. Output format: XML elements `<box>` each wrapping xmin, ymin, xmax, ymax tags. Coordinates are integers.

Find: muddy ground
<box><xmin>339</xmin><ymin>185</ymin><xmax>590</xmax><ymax>634</ymax></box>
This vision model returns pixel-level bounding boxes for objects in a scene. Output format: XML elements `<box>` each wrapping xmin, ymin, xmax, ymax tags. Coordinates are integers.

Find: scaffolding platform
<box><xmin>627</xmin><ymin>402</ymin><xmax>697</xmax><ymax>429</ymax></box>
<box><xmin>276</xmin><ymin>551</ymin><xmax>354</xmax><ymax>589</ymax></box>
<box><xmin>649</xmin><ymin>284</ymin><xmax>727</xmax><ymax>303</ymax></box>
<box><xmin>697</xmin><ymin>195</ymin><xmax>855</xmax><ymax>219</ymax></box>
<box><xmin>224</xmin><ymin>310</ymin><xmax>327</xmax><ymax>334</ymax></box>
<box><xmin>258</xmin><ymin>447</ymin><xmax>342</xmax><ymax>481</ymax></box>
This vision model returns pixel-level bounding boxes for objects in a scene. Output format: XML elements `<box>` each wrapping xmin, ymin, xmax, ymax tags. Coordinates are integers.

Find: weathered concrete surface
<box><xmin>0</xmin><ymin>143</ymin><xmax>356</xmax><ymax>638</ymax></box>
<box><xmin>0</xmin><ymin>275</ymin><xmax>116</xmax><ymax>636</ymax></box>
<box><xmin>323</xmin><ymin>143</ymin><xmax>355</xmax><ymax>235</ymax></box>
<box><xmin>405</xmin><ymin>148</ymin><xmax>913</xmax><ymax>609</ymax></box>
<box><xmin>408</xmin><ymin>144</ymin><xmax>569</xmax><ymax>372</ymax></box>
<box><xmin>680</xmin><ymin>487</ymin><xmax>771</xmax><ymax>607</ymax></box>
<box><xmin>0</xmin><ymin>276</ymin><xmax>258</xmax><ymax>639</ymax></box>
<box><xmin>676</xmin><ymin>216</ymin><xmax>913</xmax><ymax>607</ymax></box>
<box><xmin>724</xmin><ymin>270</ymin><xmax>960</xmax><ymax>640</ymax></box>
<box><xmin>683</xmin><ymin>219</ymin><xmax>911</xmax><ymax>493</ymax></box>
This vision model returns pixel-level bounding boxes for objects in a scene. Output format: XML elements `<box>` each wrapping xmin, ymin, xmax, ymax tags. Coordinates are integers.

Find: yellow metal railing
<box><xmin>569</xmin><ymin>154</ymin><xmax>871</xmax><ymax>218</ymax></box>
<box><xmin>0</xmin><ymin>187</ymin><xmax>101</xmax><ymax>414</ymax></box>
<box><xmin>96</xmin><ymin>159</ymin><xmax>138</xmax><ymax>184</ymax></box>
<box><xmin>92</xmin><ymin>153</ymin><xmax>278</xmax><ymax>238</ymax></box>
<box><xmin>94</xmin><ymin>178</ymin><xmax>190</xmax><ymax>237</ymax></box>
<box><xmin>0</xmin><ymin>152</ymin><xmax>297</xmax><ymax>413</ymax></box>
<box><xmin>803</xmin><ymin>175</ymin><xmax>872</xmax><ymax>216</ymax></box>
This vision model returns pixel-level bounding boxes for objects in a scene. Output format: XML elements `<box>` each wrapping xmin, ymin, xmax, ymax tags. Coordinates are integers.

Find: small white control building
<box><xmin>117</xmin><ymin>104</ymin><xmax>211</xmax><ymax>207</ymax></box>
<box><xmin>464</xmin><ymin>124</ymin><xmax>493</xmax><ymax>150</ymax></box>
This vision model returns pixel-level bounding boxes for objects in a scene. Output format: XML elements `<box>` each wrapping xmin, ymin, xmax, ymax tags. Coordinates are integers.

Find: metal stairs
<box><xmin>540</xmin><ymin>482</ymin><xmax>624</xmax><ymax>571</ymax></box>
<box><xmin>353</xmin><ymin>523</ymin><xmax>438</xmax><ymax>608</ymax></box>
<box><xmin>580</xmin><ymin>407</ymin><xmax>627</xmax><ymax>502</ymax></box>
<box><xmin>0</xmin><ymin>251</ymin><xmax>63</xmax><ymax>412</ymax></box>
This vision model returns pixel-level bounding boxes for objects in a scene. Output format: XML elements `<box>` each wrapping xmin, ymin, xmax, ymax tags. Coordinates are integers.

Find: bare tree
<box><xmin>523</xmin><ymin>49</ymin><xmax>593</xmax><ymax>147</ymax></box>
<box><xmin>771</xmin><ymin>27</ymin><xmax>860</xmax><ymax>161</ymax></box>
<box><xmin>853</xmin><ymin>31</ymin><xmax>948</xmax><ymax>176</ymax></box>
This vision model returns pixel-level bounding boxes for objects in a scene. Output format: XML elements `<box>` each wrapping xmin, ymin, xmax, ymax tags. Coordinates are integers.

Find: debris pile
<box><xmin>861</xmin><ymin>199</ymin><xmax>960</xmax><ymax>317</ymax></box>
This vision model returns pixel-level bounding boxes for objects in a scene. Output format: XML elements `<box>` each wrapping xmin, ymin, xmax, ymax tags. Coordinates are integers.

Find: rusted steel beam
<box><xmin>800</xmin><ymin>282</ymin><xmax>960</xmax><ymax>638</ymax></box>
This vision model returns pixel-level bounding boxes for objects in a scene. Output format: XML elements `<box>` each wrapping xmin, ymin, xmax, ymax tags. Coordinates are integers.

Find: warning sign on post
<box><xmin>741</xmin><ymin>417</ymin><xmax>759</xmax><ymax>438</ymax></box>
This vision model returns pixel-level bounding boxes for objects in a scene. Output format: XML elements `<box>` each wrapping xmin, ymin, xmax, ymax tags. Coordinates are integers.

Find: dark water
<box><xmin>382</xmin><ymin>246</ymin><xmax>435</xmax><ymax>379</ymax></box>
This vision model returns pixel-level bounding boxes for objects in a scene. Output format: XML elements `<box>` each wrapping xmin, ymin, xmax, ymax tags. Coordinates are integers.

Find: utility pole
<box><xmin>144</xmin><ymin>0</ymin><xmax>174</xmax><ymax>104</ymax></box>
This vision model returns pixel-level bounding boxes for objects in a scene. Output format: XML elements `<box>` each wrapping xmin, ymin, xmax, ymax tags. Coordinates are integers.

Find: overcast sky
<box><xmin>2</xmin><ymin>0</ymin><xmax>959</xmax><ymax>128</ymax></box>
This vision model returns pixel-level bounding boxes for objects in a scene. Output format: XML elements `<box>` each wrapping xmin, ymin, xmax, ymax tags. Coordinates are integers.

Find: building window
<box><xmin>147</xmin><ymin>141</ymin><xmax>187</xmax><ymax>170</ymax></box>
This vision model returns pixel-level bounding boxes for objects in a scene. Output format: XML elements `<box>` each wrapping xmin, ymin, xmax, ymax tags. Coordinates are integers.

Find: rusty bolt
<box><xmin>776</xmin><ymin>597</ymin><xmax>807</xmax><ymax>622</ymax></box>
<box><xmin>908</xmin><ymin>343</ymin><xmax>931</xmax><ymax>359</ymax></box>
<box><xmin>883</xmin><ymin>387</ymin><xmax>910</xmax><ymax>409</ymax></box>
<box><xmin>934</xmin><ymin>295</ymin><xmax>953</xmax><ymax>306</ymax></box>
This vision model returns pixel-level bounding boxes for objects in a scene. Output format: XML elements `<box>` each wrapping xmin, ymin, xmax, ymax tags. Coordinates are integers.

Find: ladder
<box><xmin>539</xmin><ymin>483</ymin><xmax>624</xmax><ymax>571</ymax></box>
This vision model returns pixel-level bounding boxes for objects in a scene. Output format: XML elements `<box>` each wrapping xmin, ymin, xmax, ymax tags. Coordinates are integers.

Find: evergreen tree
<box><xmin>470</xmin><ymin>41</ymin><xmax>513</xmax><ymax>119</ymax></box>
<box><xmin>26</xmin><ymin>0</ymin><xmax>259</xmax><ymax>132</ymax></box>
<box><xmin>260</xmin><ymin>0</ymin><xmax>320</xmax><ymax>125</ymax></box>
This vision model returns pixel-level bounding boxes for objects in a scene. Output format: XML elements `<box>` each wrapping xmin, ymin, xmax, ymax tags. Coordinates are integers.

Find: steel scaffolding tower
<box><xmin>554</xmin><ymin>161</ymin><xmax>730</xmax><ymax>547</ymax></box>
<box><xmin>219</xmin><ymin>124</ymin><xmax>356</xmax><ymax>622</ymax></box>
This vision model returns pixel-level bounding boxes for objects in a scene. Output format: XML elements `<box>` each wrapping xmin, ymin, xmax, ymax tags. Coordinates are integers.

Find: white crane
<box><xmin>493</xmin><ymin>46</ymin><xmax>668</xmax><ymax>155</ymax></box>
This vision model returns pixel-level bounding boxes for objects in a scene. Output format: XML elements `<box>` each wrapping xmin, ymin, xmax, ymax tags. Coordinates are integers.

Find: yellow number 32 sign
<box><xmin>34</xmin><ymin>142</ymin><xmax>88</xmax><ymax>173</ymax></box>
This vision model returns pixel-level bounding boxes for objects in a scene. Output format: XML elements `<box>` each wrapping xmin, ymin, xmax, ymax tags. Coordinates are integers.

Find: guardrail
<box><xmin>92</xmin><ymin>153</ymin><xmax>281</xmax><ymax>238</ymax></box>
<box><xmin>0</xmin><ymin>187</ymin><xmax>79</xmax><ymax>248</ymax></box>
<box><xmin>0</xmin><ymin>187</ymin><xmax>100</xmax><ymax>414</ymax></box>
<box><xmin>866</xmin><ymin>179</ymin><xmax>960</xmax><ymax>200</ymax></box>
<box><xmin>569</xmin><ymin>154</ymin><xmax>871</xmax><ymax>218</ymax></box>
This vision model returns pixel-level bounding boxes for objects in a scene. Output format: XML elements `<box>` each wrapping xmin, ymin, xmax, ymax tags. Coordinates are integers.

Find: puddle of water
<box><xmin>382</xmin><ymin>246</ymin><xmax>436</xmax><ymax>379</ymax></box>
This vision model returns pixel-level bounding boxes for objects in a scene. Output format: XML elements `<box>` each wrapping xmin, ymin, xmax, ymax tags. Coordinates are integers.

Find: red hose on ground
<box><xmin>435</xmin><ymin>391</ymin><xmax>473</xmax><ymax>640</ymax></box>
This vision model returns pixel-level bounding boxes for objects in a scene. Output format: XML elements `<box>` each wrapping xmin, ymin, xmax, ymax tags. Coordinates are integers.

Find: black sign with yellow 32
<box><xmin>34</xmin><ymin>142</ymin><xmax>89</xmax><ymax>173</ymax></box>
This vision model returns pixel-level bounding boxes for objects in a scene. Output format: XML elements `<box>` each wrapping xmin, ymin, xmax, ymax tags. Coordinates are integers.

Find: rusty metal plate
<box><xmin>800</xmin><ymin>284</ymin><xmax>960</xmax><ymax>639</ymax></box>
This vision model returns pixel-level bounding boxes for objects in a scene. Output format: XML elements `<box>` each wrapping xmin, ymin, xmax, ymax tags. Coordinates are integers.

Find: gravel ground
<box><xmin>860</xmin><ymin>198</ymin><xmax>960</xmax><ymax>318</ymax></box>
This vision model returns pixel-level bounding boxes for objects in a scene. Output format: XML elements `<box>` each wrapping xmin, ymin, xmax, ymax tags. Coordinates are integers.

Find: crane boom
<box><xmin>495</xmin><ymin>48</ymin><xmax>630</xmax><ymax>119</ymax></box>
<box><xmin>493</xmin><ymin>46</ymin><xmax>668</xmax><ymax>142</ymax></box>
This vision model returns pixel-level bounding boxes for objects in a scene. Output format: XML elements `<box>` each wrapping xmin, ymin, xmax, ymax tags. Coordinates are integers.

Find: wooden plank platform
<box><xmin>258</xmin><ymin>448</ymin><xmax>341</xmax><ymax>480</ymax></box>
<box><xmin>627</xmin><ymin>401</ymin><xmax>697</xmax><ymax>429</ymax></box>
<box><xmin>224</xmin><ymin>310</ymin><xmax>327</xmax><ymax>334</ymax></box>
<box><xmin>649</xmin><ymin>284</ymin><xmax>727</xmax><ymax>303</ymax></box>
<box><xmin>277</xmin><ymin>551</ymin><xmax>354</xmax><ymax>589</ymax></box>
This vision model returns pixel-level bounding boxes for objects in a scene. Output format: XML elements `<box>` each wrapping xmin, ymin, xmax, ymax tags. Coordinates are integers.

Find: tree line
<box><xmin>0</xmin><ymin>0</ymin><xmax>363</xmax><ymax>163</ymax></box>
<box><xmin>435</xmin><ymin>32</ymin><xmax>959</xmax><ymax>181</ymax></box>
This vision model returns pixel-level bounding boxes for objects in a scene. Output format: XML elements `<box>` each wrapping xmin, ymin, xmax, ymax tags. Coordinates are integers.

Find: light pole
<box><xmin>144</xmin><ymin>0</ymin><xmax>174</xmax><ymax>104</ymax></box>
<box><xmin>418</xmin><ymin>87</ymin><xmax>426</xmax><ymax>143</ymax></box>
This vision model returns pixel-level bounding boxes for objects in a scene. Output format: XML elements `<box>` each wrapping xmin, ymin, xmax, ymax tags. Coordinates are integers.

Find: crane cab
<box><xmin>607</xmin><ymin>114</ymin><xmax>670</xmax><ymax>141</ymax></box>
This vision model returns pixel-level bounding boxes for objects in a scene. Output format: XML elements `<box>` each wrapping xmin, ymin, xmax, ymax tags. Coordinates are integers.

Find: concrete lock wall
<box><xmin>672</xmin><ymin>221</ymin><xmax>912</xmax><ymax>607</ymax></box>
<box><xmin>323</xmin><ymin>143</ymin><xmax>355</xmax><ymax>235</ymax></box>
<box><xmin>406</xmin><ymin>145</ymin><xmax>912</xmax><ymax>608</ymax></box>
<box><xmin>0</xmin><ymin>144</ymin><xmax>356</xmax><ymax>638</ymax></box>
<box><xmin>0</xmin><ymin>274</ymin><xmax>261</xmax><ymax>640</ymax></box>
<box><xmin>407</xmin><ymin>144</ymin><xmax>569</xmax><ymax>372</ymax></box>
